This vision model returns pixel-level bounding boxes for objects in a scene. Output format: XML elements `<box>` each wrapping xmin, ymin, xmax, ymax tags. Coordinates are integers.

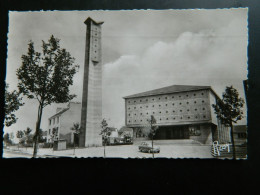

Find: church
<box><xmin>123</xmin><ymin>85</ymin><xmax>231</xmax><ymax>145</ymax></box>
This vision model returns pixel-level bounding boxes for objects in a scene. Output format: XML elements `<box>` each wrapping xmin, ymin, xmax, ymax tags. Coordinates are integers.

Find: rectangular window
<box><xmin>49</xmin><ymin>120</ymin><xmax>51</xmax><ymax>125</ymax></box>
<box><xmin>57</xmin><ymin>117</ymin><xmax>59</xmax><ymax>123</ymax></box>
<box><xmin>238</xmin><ymin>133</ymin><xmax>246</xmax><ymax>138</ymax></box>
<box><xmin>53</xmin><ymin>118</ymin><xmax>55</xmax><ymax>124</ymax></box>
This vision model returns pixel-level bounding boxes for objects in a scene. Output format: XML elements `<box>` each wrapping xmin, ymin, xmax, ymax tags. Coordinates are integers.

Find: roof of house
<box><xmin>118</xmin><ymin>127</ymin><xmax>133</xmax><ymax>133</ymax></box>
<box><xmin>108</xmin><ymin>127</ymin><xmax>117</xmax><ymax>131</ymax></box>
<box><xmin>48</xmin><ymin>102</ymin><xmax>81</xmax><ymax>120</ymax></box>
<box><xmin>123</xmin><ymin>85</ymin><xmax>214</xmax><ymax>99</ymax></box>
<box><xmin>48</xmin><ymin>108</ymin><xmax>69</xmax><ymax>120</ymax></box>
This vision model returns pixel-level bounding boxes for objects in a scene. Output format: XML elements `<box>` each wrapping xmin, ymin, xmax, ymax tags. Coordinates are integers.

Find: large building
<box><xmin>123</xmin><ymin>85</ymin><xmax>230</xmax><ymax>145</ymax></box>
<box><xmin>79</xmin><ymin>17</ymin><xmax>104</xmax><ymax>147</ymax></box>
<box><xmin>233</xmin><ymin>125</ymin><xmax>247</xmax><ymax>146</ymax></box>
<box><xmin>47</xmin><ymin>102</ymin><xmax>81</xmax><ymax>144</ymax></box>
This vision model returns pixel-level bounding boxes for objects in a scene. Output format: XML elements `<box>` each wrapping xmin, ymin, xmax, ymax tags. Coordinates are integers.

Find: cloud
<box><xmin>5</xmin><ymin>9</ymin><xmax>248</xmax><ymax>136</ymax></box>
<box><xmin>102</xmin><ymin>30</ymin><xmax>247</xmax><ymax>128</ymax></box>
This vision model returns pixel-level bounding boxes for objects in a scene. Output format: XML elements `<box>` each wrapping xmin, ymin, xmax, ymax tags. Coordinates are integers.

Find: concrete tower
<box><xmin>79</xmin><ymin>17</ymin><xmax>104</xmax><ymax>147</ymax></box>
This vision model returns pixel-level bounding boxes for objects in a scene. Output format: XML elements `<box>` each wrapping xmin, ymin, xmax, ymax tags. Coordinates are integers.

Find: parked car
<box><xmin>139</xmin><ymin>142</ymin><xmax>160</xmax><ymax>153</ymax></box>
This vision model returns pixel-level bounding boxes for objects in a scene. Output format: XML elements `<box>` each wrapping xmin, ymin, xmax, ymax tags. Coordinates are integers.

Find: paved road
<box><xmin>3</xmin><ymin>150</ymin><xmax>32</xmax><ymax>158</ymax></box>
<box><xmin>3</xmin><ymin>144</ymin><xmax>213</xmax><ymax>159</ymax></box>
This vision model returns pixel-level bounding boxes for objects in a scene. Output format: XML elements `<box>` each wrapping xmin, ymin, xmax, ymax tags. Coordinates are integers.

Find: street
<box><xmin>3</xmin><ymin>143</ymin><xmax>213</xmax><ymax>159</ymax></box>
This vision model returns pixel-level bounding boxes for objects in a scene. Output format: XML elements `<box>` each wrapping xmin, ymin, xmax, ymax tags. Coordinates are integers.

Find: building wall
<box><xmin>47</xmin><ymin>115</ymin><xmax>61</xmax><ymax>143</ymax></box>
<box><xmin>234</xmin><ymin>133</ymin><xmax>247</xmax><ymax>145</ymax></box>
<box><xmin>59</xmin><ymin>102</ymin><xmax>81</xmax><ymax>144</ymax></box>
<box><xmin>189</xmin><ymin>124</ymin><xmax>213</xmax><ymax>145</ymax></box>
<box><xmin>209</xmin><ymin>90</ymin><xmax>231</xmax><ymax>144</ymax></box>
<box><xmin>125</xmin><ymin>88</ymin><xmax>230</xmax><ymax>145</ymax></box>
<box><xmin>125</xmin><ymin>89</ymin><xmax>212</xmax><ymax>127</ymax></box>
<box><xmin>217</xmin><ymin>120</ymin><xmax>230</xmax><ymax>144</ymax></box>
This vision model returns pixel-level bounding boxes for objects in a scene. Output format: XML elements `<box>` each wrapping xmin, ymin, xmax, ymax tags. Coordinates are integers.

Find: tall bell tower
<box><xmin>79</xmin><ymin>17</ymin><xmax>104</xmax><ymax>147</ymax></box>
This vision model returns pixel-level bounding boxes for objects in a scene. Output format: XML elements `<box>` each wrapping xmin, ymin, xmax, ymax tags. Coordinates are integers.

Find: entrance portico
<box><xmin>154</xmin><ymin>125</ymin><xmax>190</xmax><ymax>139</ymax></box>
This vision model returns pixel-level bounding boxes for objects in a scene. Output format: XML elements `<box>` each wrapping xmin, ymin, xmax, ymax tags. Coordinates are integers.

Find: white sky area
<box><xmin>5</xmin><ymin>9</ymin><xmax>248</xmax><ymax>142</ymax></box>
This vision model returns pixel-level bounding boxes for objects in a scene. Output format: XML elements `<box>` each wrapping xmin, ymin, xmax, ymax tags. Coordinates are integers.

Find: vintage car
<box><xmin>138</xmin><ymin>142</ymin><xmax>160</xmax><ymax>153</ymax></box>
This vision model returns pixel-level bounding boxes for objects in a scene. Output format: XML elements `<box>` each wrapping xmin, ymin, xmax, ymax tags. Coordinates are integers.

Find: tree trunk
<box><xmin>104</xmin><ymin>142</ymin><xmax>106</xmax><ymax>158</ymax></box>
<box><xmin>152</xmin><ymin>135</ymin><xmax>154</xmax><ymax>158</ymax></box>
<box><xmin>230</xmin><ymin>123</ymin><xmax>236</xmax><ymax>160</ymax></box>
<box><xmin>33</xmin><ymin>103</ymin><xmax>43</xmax><ymax>158</ymax></box>
<box><xmin>73</xmin><ymin>140</ymin><xmax>75</xmax><ymax>155</ymax></box>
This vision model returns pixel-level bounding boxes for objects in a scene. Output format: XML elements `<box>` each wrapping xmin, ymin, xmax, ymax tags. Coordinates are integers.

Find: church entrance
<box><xmin>154</xmin><ymin>125</ymin><xmax>189</xmax><ymax>140</ymax></box>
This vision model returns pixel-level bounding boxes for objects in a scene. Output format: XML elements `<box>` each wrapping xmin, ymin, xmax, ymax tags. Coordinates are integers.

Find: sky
<box><xmin>5</xmin><ymin>9</ymin><xmax>248</xmax><ymax>142</ymax></box>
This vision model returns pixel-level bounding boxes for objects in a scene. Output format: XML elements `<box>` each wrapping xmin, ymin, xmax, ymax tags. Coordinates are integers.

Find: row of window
<box><xmin>49</xmin><ymin>117</ymin><xmax>59</xmax><ymax>125</ymax></box>
<box><xmin>128</xmin><ymin>93</ymin><xmax>205</xmax><ymax>104</ymax></box>
<box><xmin>128</xmin><ymin>107</ymin><xmax>207</xmax><ymax>116</ymax></box>
<box><xmin>48</xmin><ymin>127</ymin><xmax>59</xmax><ymax>135</ymax></box>
<box><xmin>128</xmin><ymin>115</ymin><xmax>207</xmax><ymax>123</ymax></box>
<box><xmin>238</xmin><ymin>133</ymin><xmax>247</xmax><ymax>138</ymax></box>
<box><xmin>128</xmin><ymin>100</ymin><xmax>206</xmax><ymax>110</ymax></box>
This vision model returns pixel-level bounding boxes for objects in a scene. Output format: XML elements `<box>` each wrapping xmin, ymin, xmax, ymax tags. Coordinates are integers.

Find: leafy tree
<box><xmin>100</xmin><ymin>119</ymin><xmax>110</xmax><ymax>158</ymax></box>
<box><xmin>38</xmin><ymin>129</ymin><xmax>47</xmax><ymax>143</ymax></box>
<box><xmin>24</xmin><ymin>127</ymin><xmax>32</xmax><ymax>140</ymax></box>
<box><xmin>50</xmin><ymin>128</ymin><xmax>58</xmax><ymax>143</ymax></box>
<box><xmin>70</xmin><ymin>122</ymin><xmax>81</xmax><ymax>155</ymax></box>
<box><xmin>147</xmin><ymin>115</ymin><xmax>159</xmax><ymax>158</ymax></box>
<box><xmin>3</xmin><ymin>133</ymin><xmax>12</xmax><ymax>146</ymax></box>
<box><xmin>16</xmin><ymin>35</ymin><xmax>79</xmax><ymax>157</ymax></box>
<box><xmin>27</xmin><ymin>134</ymin><xmax>34</xmax><ymax>145</ymax></box>
<box><xmin>9</xmin><ymin>132</ymin><xmax>14</xmax><ymax>145</ymax></box>
<box><xmin>123</xmin><ymin>133</ymin><xmax>132</xmax><ymax>143</ymax></box>
<box><xmin>4</xmin><ymin>84</ymin><xmax>24</xmax><ymax>127</ymax></box>
<box><xmin>33</xmin><ymin>129</ymin><xmax>46</xmax><ymax>144</ymax></box>
<box><xmin>16</xmin><ymin>130</ymin><xmax>25</xmax><ymax>149</ymax></box>
<box><xmin>23</xmin><ymin>127</ymin><xmax>32</xmax><ymax>149</ymax></box>
<box><xmin>212</xmin><ymin>86</ymin><xmax>245</xmax><ymax>160</ymax></box>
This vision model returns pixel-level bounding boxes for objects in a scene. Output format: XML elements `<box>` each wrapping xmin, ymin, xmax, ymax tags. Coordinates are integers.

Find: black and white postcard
<box><xmin>3</xmin><ymin>9</ymin><xmax>248</xmax><ymax>159</ymax></box>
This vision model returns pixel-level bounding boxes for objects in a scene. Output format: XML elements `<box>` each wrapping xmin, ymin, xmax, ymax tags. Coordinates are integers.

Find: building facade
<box><xmin>79</xmin><ymin>17</ymin><xmax>103</xmax><ymax>147</ymax></box>
<box><xmin>233</xmin><ymin>125</ymin><xmax>247</xmax><ymax>146</ymax></box>
<box><xmin>123</xmin><ymin>85</ymin><xmax>230</xmax><ymax>145</ymax></box>
<box><xmin>47</xmin><ymin>102</ymin><xmax>81</xmax><ymax>144</ymax></box>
